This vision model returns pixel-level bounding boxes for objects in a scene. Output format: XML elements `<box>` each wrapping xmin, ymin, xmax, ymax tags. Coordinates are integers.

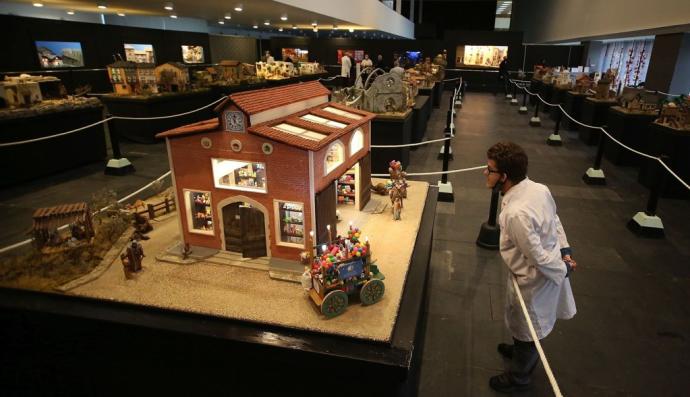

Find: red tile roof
<box><xmin>156</xmin><ymin>118</ymin><xmax>219</xmax><ymax>138</ymax></box>
<box><xmin>226</xmin><ymin>81</ymin><xmax>331</xmax><ymax>115</ymax></box>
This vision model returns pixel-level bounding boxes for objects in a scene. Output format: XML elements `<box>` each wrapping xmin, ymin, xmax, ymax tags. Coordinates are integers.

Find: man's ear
<box><xmin>501</xmin><ymin>173</ymin><xmax>508</xmax><ymax>183</ymax></box>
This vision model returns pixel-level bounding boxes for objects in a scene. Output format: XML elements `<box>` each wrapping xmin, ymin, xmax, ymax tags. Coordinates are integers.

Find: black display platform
<box><xmin>529</xmin><ymin>79</ymin><xmax>543</xmax><ymax>106</ymax></box>
<box><xmin>418</xmin><ymin>81</ymin><xmax>444</xmax><ymax>109</ymax></box>
<box><xmin>100</xmin><ymin>89</ymin><xmax>218</xmax><ymax>144</ymax></box>
<box><xmin>539</xmin><ymin>83</ymin><xmax>554</xmax><ymax>114</ymax></box>
<box><xmin>549</xmin><ymin>87</ymin><xmax>569</xmax><ymax>122</ymax></box>
<box><xmin>0</xmin><ymin>105</ymin><xmax>106</xmax><ymax>188</ymax></box>
<box><xmin>0</xmin><ymin>187</ymin><xmax>436</xmax><ymax>397</ymax></box>
<box><xmin>412</xmin><ymin>95</ymin><xmax>432</xmax><ymax>144</ymax></box>
<box><xmin>579</xmin><ymin>97</ymin><xmax>618</xmax><ymax>145</ymax></box>
<box><xmin>563</xmin><ymin>91</ymin><xmax>590</xmax><ymax>131</ymax></box>
<box><xmin>638</xmin><ymin>123</ymin><xmax>690</xmax><ymax>199</ymax></box>
<box><xmin>603</xmin><ymin>107</ymin><xmax>656</xmax><ymax>166</ymax></box>
<box><xmin>371</xmin><ymin>110</ymin><xmax>413</xmax><ymax>174</ymax></box>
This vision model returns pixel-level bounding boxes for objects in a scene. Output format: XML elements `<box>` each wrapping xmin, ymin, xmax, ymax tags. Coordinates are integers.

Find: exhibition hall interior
<box><xmin>1</xmin><ymin>0</ymin><xmax>690</xmax><ymax>395</ymax></box>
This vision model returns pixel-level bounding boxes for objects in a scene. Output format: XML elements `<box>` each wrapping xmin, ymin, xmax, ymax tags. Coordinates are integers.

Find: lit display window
<box><xmin>324</xmin><ymin>141</ymin><xmax>344</xmax><ymax>175</ymax></box>
<box><xmin>274</xmin><ymin>200</ymin><xmax>304</xmax><ymax>246</ymax></box>
<box><xmin>184</xmin><ymin>190</ymin><xmax>214</xmax><ymax>235</ymax></box>
<box><xmin>349</xmin><ymin>128</ymin><xmax>364</xmax><ymax>154</ymax></box>
<box><xmin>212</xmin><ymin>159</ymin><xmax>267</xmax><ymax>193</ymax></box>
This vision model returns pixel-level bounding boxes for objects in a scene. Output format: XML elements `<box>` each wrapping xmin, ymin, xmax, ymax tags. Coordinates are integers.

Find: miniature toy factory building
<box><xmin>157</xmin><ymin>81</ymin><xmax>375</xmax><ymax>268</ymax></box>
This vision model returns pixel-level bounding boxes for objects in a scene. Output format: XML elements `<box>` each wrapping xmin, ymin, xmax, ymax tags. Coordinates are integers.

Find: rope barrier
<box><xmin>509</xmin><ymin>80</ymin><xmax>690</xmax><ymax>191</ymax></box>
<box><xmin>0</xmin><ymin>96</ymin><xmax>227</xmax><ymax>148</ymax></box>
<box><xmin>0</xmin><ymin>171</ymin><xmax>173</xmax><ymax>255</ymax></box>
<box><xmin>511</xmin><ymin>276</ymin><xmax>564</xmax><ymax>397</ymax></box>
<box><xmin>318</xmin><ymin>75</ymin><xmax>342</xmax><ymax>82</ymax></box>
<box><xmin>372</xmin><ymin>165</ymin><xmax>485</xmax><ymax>177</ymax></box>
<box><xmin>346</xmin><ymin>94</ymin><xmax>363</xmax><ymax>107</ymax></box>
<box><xmin>442</xmin><ymin>77</ymin><xmax>462</xmax><ymax>83</ymax></box>
<box><xmin>643</xmin><ymin>89</ymin><xmax>685</xmax><ymax>97</ymax></box>
<box><xmin>370</xmin><ymin>136</ymin><xmax>452</xmax><ymax>148</ymax></box>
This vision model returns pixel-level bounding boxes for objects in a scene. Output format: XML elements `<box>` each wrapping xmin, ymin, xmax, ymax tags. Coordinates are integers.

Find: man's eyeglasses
<box><xmin>485</xmin><ymin>167</ymin><xmax>501</xmax><ymax>174</ymax></box>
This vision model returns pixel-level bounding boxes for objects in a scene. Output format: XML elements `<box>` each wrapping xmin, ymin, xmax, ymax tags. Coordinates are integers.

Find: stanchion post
<box><xmin>510</xmin><ymin>83</ymin><xmax>519</xmax><ymax>105</ymax></box>
<box><xmin>439</xmin><ymin>110</ymin><xmax>454</xmax><ymax>160</ymax></box>
<box><xmin>529</xmin><ymin>100</ymin><xmax>541</xmax><ymax>126</ymax></box>
<box><xmin>547</xmin><ymin>108</ymin><xmax>563</xmax><ymax>146</ymax></box>
<box><xmin>455</xmin><ymin>80</ymin><xmax>463</xmax><ymax>108</ymax></box>
<box><xmin>627</xmin><ymin>155</ymin><xmax>667</xmax><ymax>237</ymax></box>
<box><xmin>104</xmin><ymin>117</ymin><xmax>135</xmax><ymax>175</ymax></box>
<box><xmin>519</xmin><ymin>87</ymin><xmax>528</xmax><ymax>114</ymax></box>
<box><xmin>438</xmin><ymin>132</ymin><xmax>455</xmax><ymax>202</ymax></box>
<box><xmin>476</xmin><ymin>187</ymin><xmax>500</xmax><ymax>249</ymax></box>
<box><xmin>583</xmin><ymin>129</ymin><xmax>607</xmax><ymax>184</ymax></box>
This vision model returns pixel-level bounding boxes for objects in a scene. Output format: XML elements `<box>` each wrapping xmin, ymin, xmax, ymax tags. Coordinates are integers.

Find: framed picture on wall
<box><xmin>35</xmin><ymin>41</ymin><xmax>84</xmax><ymax>68</ymax></box>
<box><xmin>124</xmin><ymin>43</ymin><xmax>156</xmax><ymax>63</ymax></box>
<box><xmin>181</xmin><ymin>45</ymin><xmax>205</xmax><ymax>64</ymax></box>
<box><xmin>337</xmin><ymin>49</ymin><xmax>364</xmax><ymax>64</ymax></box>
<box><xmin>281</xmin><ymin>48</ymin><xmax>309</xmax><ymax>62</ymax></box>
<box><xmin>455</xmin><ymin>45</ymin><xmax>508</xmax><ymax>68</ymax></box>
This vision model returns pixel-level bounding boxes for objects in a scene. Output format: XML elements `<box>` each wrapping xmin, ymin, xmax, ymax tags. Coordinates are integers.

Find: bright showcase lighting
<box><xmin>32</xmin><ymin>2</ymin><xmax>43</xmax><ymax>7</ymax></box>
<box><xmin>164</xmin><ymin>2</ymin><xmax>174</xmax><ymax>11</ymax></box>
<box><xmin>280</xmin><ymin>15</ymin><xmax>288</xmax><ymax>21</ymax></box>
<box><xmin>234</xmin><ymin>4</ymin><xmax>243</xmax><ymax>12</ymax></box>
<box><xmin>67</xmin><ymin>10</ymin><xmax>75</xmax><ymax>15</ymax></box>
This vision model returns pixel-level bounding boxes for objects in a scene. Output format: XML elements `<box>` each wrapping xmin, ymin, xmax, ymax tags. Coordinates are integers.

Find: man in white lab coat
<box><xmin>484</xmin><ymin>141</ymin><xmax>577</xmax><ymax>393</ymax></box>
<box><xmin>341</xmin><ymin>52</ymin><xmax>352</xmax><ymax>80</ymax></box>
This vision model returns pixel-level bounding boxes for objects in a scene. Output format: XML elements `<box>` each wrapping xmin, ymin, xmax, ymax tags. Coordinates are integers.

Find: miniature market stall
<box><xmin>156</xmin><ymin>80</ymin><xmax>376</xmax><ymax>276</ymax></box>
<box><xmin>32</xmin><ymin>202</ymin><xmax>95</xmax><ymax>253</ymax></box>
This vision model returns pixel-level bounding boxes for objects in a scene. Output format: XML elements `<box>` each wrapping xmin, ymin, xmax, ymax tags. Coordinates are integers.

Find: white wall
<box><xmin>275</xmin><ymin>0</ymin><xmax>414</xmax><ymax>39</ymax></box>
<box><xmin>513</xmin><ymin>0</ymin><xmax>690</xmax><ymax>43</ymax></box>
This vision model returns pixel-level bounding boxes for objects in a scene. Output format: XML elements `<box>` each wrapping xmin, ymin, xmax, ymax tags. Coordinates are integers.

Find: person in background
<box><xmin>483</xmin><ymin>141</ymin><xmax>577</xmax><ymax>393</ymax></box>
<box><xmin>265</xmin><ymin>51</ymin><xmax>275</xmax><ymax>64</ymax></box>
<box><xmin>390</xmin><ymin>61</ymin><xmax>405</xmax><ymax>77</ymax></box>
<box><xmin>375</xmin><ymin>54</ymin><xmax>387</xmax><ymax>71</ymax></box>
<box><xmin>341</xmin><ymin>51</ymin><xmax>352</xmax><ymax>81</ymax></box>
<box><xmin>360</xmin><ymin>53</ymin><xmax>373</xmax><ymax>70</ymax></box>
<box><xmin>498</xmin><ymin>56</ymin><xmax>509</xmax><ymax>95</ymax></box>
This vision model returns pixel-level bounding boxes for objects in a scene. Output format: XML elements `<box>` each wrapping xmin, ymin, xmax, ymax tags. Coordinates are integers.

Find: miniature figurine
<box><xmin>393</xmin><ymin>196</ymin><xmax>402</xmax><ymax>220</ymax></box>
<box><xmin>181</xmin><ymin>243</ymin><xmax>193</xmax><ymax>260</ymax></box>
<box><xmin>133</xmin><ymin>212</ymin><xmax>153</xmax><ymax>234</ymax></box>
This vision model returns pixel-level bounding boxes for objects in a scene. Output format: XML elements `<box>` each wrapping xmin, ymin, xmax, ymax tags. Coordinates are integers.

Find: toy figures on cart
<box><xmin>302</xmin><ymin>226</ymin><xmax>385</xmax><ymax>318</ymax></box>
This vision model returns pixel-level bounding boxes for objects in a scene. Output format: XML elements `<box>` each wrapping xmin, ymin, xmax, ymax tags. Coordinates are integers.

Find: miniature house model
<box><xmin>618</xmin><ymin>87</ymin><xmax>661</xmax><ymax>113</ymax></box>
<box><xmin>554</xmin><ymin>71</ymin><xmax>572</xmax><ymax>89</ymax></box>
<box><xmin>656</xmin><ymin>97</ymin><xmax>690</xmax><ymax>130</ymax></box>
<box><xmin>0</xmin><ymin>75</ymin><xmax>45</xmax><ymax>108</ymax></box>
<box><xmin>157</xmin><ymin>81</ymin><xmax>375</xmax><ymax>271</ymax></box>
<box><xmin>155</xmin><ymin>62</ymin><xmax>189</xmax><ymax>92</ymax></box>
<box><xmin>107</xmin><ymin>61</ymin><xmax>157</xmax><ymax>95</ymax></box>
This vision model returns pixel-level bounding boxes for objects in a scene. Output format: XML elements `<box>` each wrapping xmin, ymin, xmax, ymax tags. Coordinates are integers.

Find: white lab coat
<box><xmin>341</xmin><ymin>55</ymin><xmax>352</xmax><ymax>78</ymax></box>
<box><xmin>498</xmin><ymin>178</ymin><xmax>576</xmax><ymax>341</ymax></box>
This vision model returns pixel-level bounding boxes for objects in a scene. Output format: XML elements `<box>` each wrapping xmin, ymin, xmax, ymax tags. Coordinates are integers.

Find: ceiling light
<box><xmin>32</xmin><ymin>2</ymin><xmax>43</xmax><ymax>7</ymax></box>
<box><xmin>280</xmin><ymin>14</ymin><xmax>288</xmax><ymax>21</ymax></box>
<box><xmin>218</xmin><ymin>20</ymin><xmax>225</xmax><ymax>25</ymax></box>
<box><xmin>170</xmin><ymin>14</ymin><xmax>177</xmax><ymax>19</ymax></box>
<box><xmin>164</xmin><ymin>2</ymin><xmax>174</xmax><ymax>11</ymax></box>
<box><xmin>311</xmin><ymin>21</ymin><xmax>317</xmax><ymax>26</ymax></box>
<box><xmin>348</xmin><ymin>28</ymin><xmax>354</xmax><ymax>33</ymax></box>
<box><xmin>67</xmin><ymin>10</ymin><xmax>75</xmax><ymax>15</ymax></box>
<box><xmin>313</xmin><ymin>27</ymin><xmax>318</xmax><ymax>32</ymax></box>
<box><xmin>97</xmin><ymin>2</ymin><xmax>107</xmax><ymax>9</ymax></box>
<box><xmin>253</xmin><ymin>24</ymin><xmax>258</xmax><ymax>29</ymax></box>
<box><xmin>278</xmin><ymin>27</ymin><xmax>283</xmax><ymax>32</ymax></box>
<box><xmin>264</xmin><ymin>20</ymin><xmax>270</xmax><ymax>25</ymax></box>
<box><xmin>332</xmin><ymin>24</ymin><xmax>338</xmax><ymax>30</ymax></box>
<box><xmin>224</xmin><ymin>13</ymin><xmax>231</xmax><ymax>19</ymax></box>
<box><xmin>117</xmin><ymin>12</ymin><xmax>126</xmax><ymax>16</ymax></box>
<box><xmin>234</xmin><ymin>4</ymin><xmax>243</xmax><ymax>12</ymax></box>
<box><xmin>292</xmin><ymin>25</ymin><xmax>297</xmax><ymax>29</ymax></box>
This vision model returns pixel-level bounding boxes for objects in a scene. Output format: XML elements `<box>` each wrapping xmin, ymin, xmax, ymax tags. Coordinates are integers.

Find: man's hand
<box><xmin>563</xmin><ymin>254</ymin><xmax>577</xmax><ymax>272</ymax></box>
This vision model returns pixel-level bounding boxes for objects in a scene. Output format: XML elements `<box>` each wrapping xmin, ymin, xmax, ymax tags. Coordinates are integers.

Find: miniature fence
<box><xmin>135</xmin><ymin>197</ymin><xmax>176</xmax><ymax>220</ymax></box>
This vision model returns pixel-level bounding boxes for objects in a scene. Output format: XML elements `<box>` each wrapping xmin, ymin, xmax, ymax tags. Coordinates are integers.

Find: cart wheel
<box><xmin>360</xmin><ymin>279</ymin><xmax>385</xmax><ymax>305</ymax></box>
<box><xmin>321</xmin><ymin>290</ymin><xmax>348</xmax><ymax>318</ymax></box>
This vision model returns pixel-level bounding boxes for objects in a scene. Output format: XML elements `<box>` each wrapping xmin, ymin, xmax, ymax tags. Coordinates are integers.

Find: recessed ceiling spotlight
<box><xmin>292</xmin><ymin>25</ymin><xmax>297</xmax><ymax>29</ymax></box>
<box><xmin>311</xmin><ymin>21</ymin><xmax>317</xmax><ymax>26</ymax></box>
<box><xmin>348</xmin><ymin>28</ymin><xmax>354</xmax><ymax>33</ymax></box>
<box><xmin>67</xmin><ymin>10</ymin><xmax>75</xmax><ymax>15</ymax></box>
<box><xmin>313</xmin><ymin>27</ymin><xmax>318</xmax><ymax>32</ymax></box>
<box><xmin>278</xmin><ymin>27</ymin><xmax>283</xmax><ymax>32</ymax></box>
<box><xmin>252</xmin><ymin>24</ymin><xmax>258</xmax><ymax>29</ymax></box>
<box><xmin>234</xmin><ymin>4</ymin><xmax>243</xmax><ymax>12</ymax></box>
<box><xmin>224</xmin><ymin>13</ymin><xmax>231</xmax><ymax>19</ymax></box>
<box><xmin>263</xmin><ymin>20</ymin><xmax>270</xmax><ymax>25</ymax></box>
<box><xmin>164</xmin><ymin>2</ymin><xmax>174</xmax><ymax>11</ymax></box>
<box><xmin>117</xmin><ymin>12</ymin><xmax>126</xmax><ymax>16</ymax></box>
<box><xmin>32</xmin><ymin>2</ymin><xmax>43</xmax><ymax>7</ymax></box>
<box><xmin>332</xmin><ymin>24</ymin><xmax>338</xmax><ymax>30</ymax></box>
<box><xmin>218</xmin><ymin>20</ymin><xmax>225</xmax><ymax>25</ymax></box>
<box><xmin>280</xmin><ymin>14</ymin><xmax>288</xmax><ymax>21</ymax></box>
<box><xmin>97</xmin><ymin>2</ymin><xmax>107</xmax><ymax>9</ymax></box>
<box><xmin>170</xmin><ymin>14</ymin><xmax>177</xmax><ymax>19</ymax></box>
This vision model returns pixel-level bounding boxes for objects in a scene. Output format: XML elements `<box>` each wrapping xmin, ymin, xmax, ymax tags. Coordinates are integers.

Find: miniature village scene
<box><xmin>616</xmin><ymin>87</ymin><xmax>663</xmax><ymax>114</ymax></box>
<box><xmin>655</xmin><ymin>95</ymin><xmax>690</xmax><ymax>131</ymax></box>
<box><xmin>0</xmin><ymin>80</ymin><xmax>430</xmax><ymax>342</ymax></box>
<box><xmin>0</xmin><ymin>73</ymin><xmax>100</xmax><ymax>120</ymax></box>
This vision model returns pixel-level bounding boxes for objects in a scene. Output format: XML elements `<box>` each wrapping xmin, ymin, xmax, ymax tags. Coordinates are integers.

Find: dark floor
<box><xmin>1</xmin><ymin>92</ymin><xmax>690</xmax><ymax>396</ymax></box>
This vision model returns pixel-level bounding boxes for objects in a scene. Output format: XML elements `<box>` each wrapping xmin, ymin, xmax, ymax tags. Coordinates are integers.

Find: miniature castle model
<box><xmin>655</xmin><ymin>96</ymin><xmax>690</xmax><ymax>131</ymax></box>
<box><xmin>155</xmin><ymin>62</ymin><xmax>189</xmax><ymax>92</ymax></box>
<box><xmin>107</xmin><ymin>60</ymin><xmax>157</xmax><ymax>95</ymax></box>
<box><xmin>555</xmin><ymin>71</ymin><xmax>573</xmax><ymax>89</ymax></box>
<box><xmin>618</xmin><ymin>87</ymin><xmax>661</xmax><ymax>113</ymax></box>
<box><xmin>156</xmin><ymin>81</ymin><xmax>375</xmax><ymax>271</ymax></box>
<box><xmin>255</xmin><ymin>61</ymin><xmax>297</xmax><ymax>80</ymax></box>
<box><xmin>361</xmin><ymin>72</ymin><xmax>408</xmax><ymax>113</ymax></box>
<box><xmin>595</xmin><ymin>69</ymin><xmax>618</xmax><ymax>99</ymax></box>
<box><xmin>298</xmin><ymin>62</ymin><xmax>324</xmax><ymax>75</ymax></box>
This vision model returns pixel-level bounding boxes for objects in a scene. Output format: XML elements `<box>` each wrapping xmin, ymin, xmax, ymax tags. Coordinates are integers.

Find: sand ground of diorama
<box><xmin>68</xmin><ymin>180</ymin><xmax>429</xmax><ymax>343</ymax></box>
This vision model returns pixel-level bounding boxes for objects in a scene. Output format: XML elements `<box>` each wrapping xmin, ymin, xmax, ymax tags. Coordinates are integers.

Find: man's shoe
<box><xmin>497</xmin><ymin>343</ymin><xmax>514</xmax><ymax>359</ymax></box>
<box><xmin>489</xmin><ymin>373</ymin><xmax>532</xmax><ymax>393</ymax></box>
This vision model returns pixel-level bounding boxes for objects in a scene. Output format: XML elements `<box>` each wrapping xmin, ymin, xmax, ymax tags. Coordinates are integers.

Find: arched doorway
<box><xmin>218</xmin><ymin>197</ymin><xmax>269</xmax><ymax>258</ymax></box>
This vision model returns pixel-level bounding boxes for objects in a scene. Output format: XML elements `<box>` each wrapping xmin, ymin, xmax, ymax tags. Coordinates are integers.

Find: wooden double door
<box><xmin>222</xmin><ymin>202</ymin><xmax>267</xmax><ymax>258</ymax></box>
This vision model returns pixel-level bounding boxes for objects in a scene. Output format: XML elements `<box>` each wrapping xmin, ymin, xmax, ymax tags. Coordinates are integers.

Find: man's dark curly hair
<box><xmin>487</xmin><ymin>141</ymin><xmax>528</xmax><ymax>183</ymax></box>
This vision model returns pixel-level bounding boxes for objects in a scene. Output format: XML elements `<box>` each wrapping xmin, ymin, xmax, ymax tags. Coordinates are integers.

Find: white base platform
<box><xmin>529</xmin><ymin>116</ymin><xmax>542</xmax><ymax>126</ymax></box>
<box><xmin>547</xmin><ymin>133</ymin><xmax>563</xmax><ymax>146</ymax></box>
<box><xmin>105</xmin><ymin>158</ymin><xmax>135</xmax><ymax>175</ymax></box>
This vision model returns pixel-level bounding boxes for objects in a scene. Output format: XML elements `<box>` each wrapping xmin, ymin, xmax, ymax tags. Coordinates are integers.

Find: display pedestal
<box><xmin>580</xmin><ymin>97</ymin><xmax>617</xmax><ymax>145</ymax></box>
<box><xmin>101</xmin><ymin>89</ymin><xmax>216</xmax><ymax>144</ymax></box>
<box><xmin>411</xmin><ymin>95</ymin><xmax>432</xmax><ymax>144</ymax></box>
<box><xmin>549</xmin><ymin>87</ymin><xmax>569</xmax><ymax>121</ymax></box>
<box><xmin>563</xmin><ymin>91</ymin><xmax>590</xmax><ymax>131</ymax></box>
<box><xmin>529</xmin><ymin>79</ymin><xmax>542</xmax><ymax>106</ymax></box>
<box><xmin>638</xmin><ymin>123</ymin><xmax>690</xmax><ymax>199</ymax></box>
<box><xmin>371</xmin><ymin>110</ymin><xmax>413</xmax><ymax>174</ymax></box>
<box><xmin>539</xmin><ymin>83</ymin><xmax>554</xmax><ymax>114</ymax></box>
<box><xmin>603</xmin><ymin>106</ymin><xmax>656</xmax><ymax>166</ymax></box>
<box><xmin>0</xmin><ymin>187</ymin><xmax>437</xmax><ymax>396</ymax></box>
<box><xmin>0</xmin><ymin>105</ymin><xmax>106</xmax><ymax>187</ymax></box>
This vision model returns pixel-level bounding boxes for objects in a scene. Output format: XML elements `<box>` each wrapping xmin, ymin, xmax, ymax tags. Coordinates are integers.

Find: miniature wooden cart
<box><xmin>304</xmin><ymin>231</ymin><xmax>385</xmax><ymax>318</ymax></box>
